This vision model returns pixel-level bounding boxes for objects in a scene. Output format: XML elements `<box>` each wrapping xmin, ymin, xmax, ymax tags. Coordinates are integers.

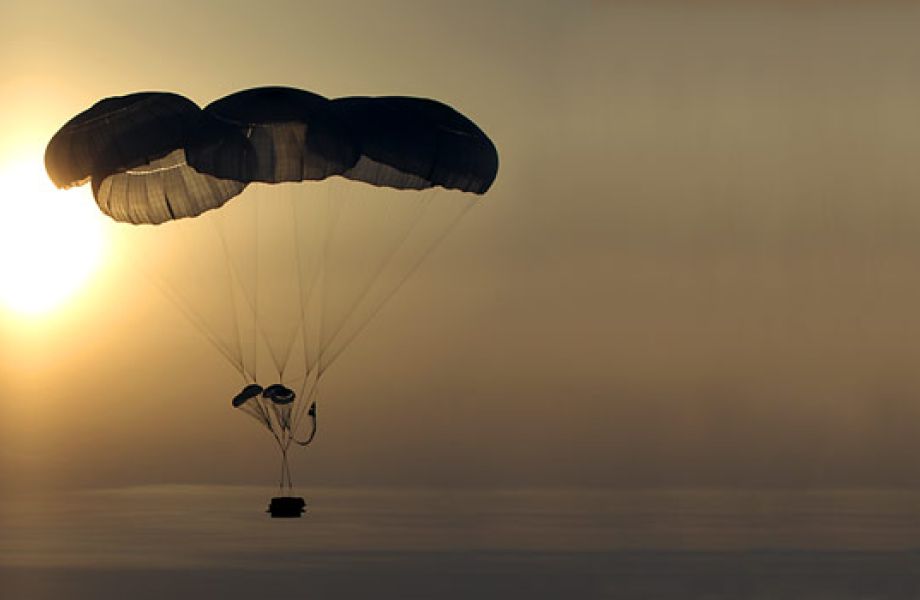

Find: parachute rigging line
<box><xmin>320</xmin><ymin>197</ymin><xmax>473</xmax><ymax>378</ymax></box>
<box><xmin>316</xmin><ymin>191</ymin><xmax>431</xmax><ymax>377</ymax></box>
<box><xmin>143</xmin><ymin>270</ymin><xmax>250</xmax><ymax>381</ymax></box>
<box><xmin>208</xmin><ymin>216</ymin><xmax>249</xmax><ymax>384</ymax></box>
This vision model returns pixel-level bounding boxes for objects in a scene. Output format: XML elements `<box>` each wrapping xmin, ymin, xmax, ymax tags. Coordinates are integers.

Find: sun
<box><xmin>0</xmin><ymin>156</ymin><xmax>107</xmax><ymax>316</ymax></box>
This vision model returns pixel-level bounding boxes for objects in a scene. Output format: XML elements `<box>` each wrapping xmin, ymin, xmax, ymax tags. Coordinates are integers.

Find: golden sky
<box><xmin>3</xmin><ymin>1</ymin><xmax>920</xmax><ymax>492</ymax></box>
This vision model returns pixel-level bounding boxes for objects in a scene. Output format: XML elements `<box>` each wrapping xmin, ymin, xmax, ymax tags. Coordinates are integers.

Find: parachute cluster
<box><xmin>45</xmin><ymin>88</ymin><xmax>497</xmax><ymax>223</ymax></box>
<box><xmin>45</xmin><ymin>87</ymin><xmax>498</xmax><ymax>489</ymax></box>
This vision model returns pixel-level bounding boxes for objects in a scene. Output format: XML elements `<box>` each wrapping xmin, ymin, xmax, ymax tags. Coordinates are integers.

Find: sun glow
<box><xmin>0</xmin><ymin>157</ymin><xmax>107</xmax><ymax>316</ymax></box>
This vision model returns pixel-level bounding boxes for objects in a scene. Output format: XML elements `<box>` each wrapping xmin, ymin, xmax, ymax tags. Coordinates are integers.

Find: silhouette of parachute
<box><xmin>45</xmin><ymin>86</ymin><xmax>498</xmax><ymax>491</ymax></box>
<box><xmin>45</xmin><ymin>87</ymin><xmax>497</xmax><ymax>222</ymax></box>
<box><xmin>45</xmin><ymin>92</ymin><xmax>200</xmax><ymax>189</ymax></box>
<box><xmin>44</xmin><ymin>92</ymin><xmax>248</xmax><ymax>224</ymax></box>
<box><xmin>329</xmin><ymin>96</ymin><xmax>498</xmax><ymax>194</ymax></box>
<box><xmin>188</xmin><ymin>86</ymin><xmax>359</xmax><ymax>184</ymax></box>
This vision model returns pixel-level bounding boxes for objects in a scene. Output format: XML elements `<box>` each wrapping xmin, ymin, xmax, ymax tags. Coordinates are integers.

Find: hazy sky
<box><xmin>3</xmin><ymin>0</ymin><xmax>920</xmax><ymax>493</ymax></box>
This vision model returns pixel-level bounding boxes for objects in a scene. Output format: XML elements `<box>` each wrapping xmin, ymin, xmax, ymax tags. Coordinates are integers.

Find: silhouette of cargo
<box><xmin>267</xmin><ymin>496</ymin><xmax>306</xmax><ymax>518</ymax></box>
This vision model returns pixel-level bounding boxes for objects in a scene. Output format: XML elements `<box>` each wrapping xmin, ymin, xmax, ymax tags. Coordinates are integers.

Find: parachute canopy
<box><xmin>44</xmin><ymin>91</ymin><xmax>249</xmax><ymax>224</ymax></box>
<box><xmin>45</xmin><ymin>86</ymin><xmax>499</xmax><ymax>226</ymax></box>
<box><xmin>44</xmin><ymin>92</ymin><xmax>202</xmax><ymax>189</ymax></box>
<box><xmin>187</xmin><ymin>86</ymin><xmax>359</xmax><ymax>184</ymax></box>
<box><xmin>232</xmin><ymin>384</ymin><xmax>264</xmax><ymax>408</ymax></box>
<box><xmin>263</xmin><ymin>384</ymin><xmax>296</xmax><ymax>405</ymax></box>
<box><xmin>331</xmin><ymin>96</ymin><xmax>499</xmax><ymax>194</ymax></box>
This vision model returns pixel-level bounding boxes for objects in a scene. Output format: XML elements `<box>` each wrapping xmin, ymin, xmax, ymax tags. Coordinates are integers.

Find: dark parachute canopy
<box><xmin>45</xmin><ymin>86</ymin><xmax>498</xmax><ymax>491</ymax></box>
<box><xmin>330</xmin><ymin>96</ymin><xmax>499</xmax><ymax>194</ymax></box>
<box><xmin>188</xmin><ymin>86</ymin><xmax>359</xmax><ymax>184</ymax></box>
<box><xmin>45</xmin><ymin>92</ymin><xmax>200</xmax><ymax>189</ymax></box>
<box><xmin>44</xmin><ymin>92</ymin><xmax>248</xmax><ymax>224</ymax></box>
<box><xmin>46</xmin><ymin>87</ymin><xmax>498</xmax><ymax>224</ymax></box>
